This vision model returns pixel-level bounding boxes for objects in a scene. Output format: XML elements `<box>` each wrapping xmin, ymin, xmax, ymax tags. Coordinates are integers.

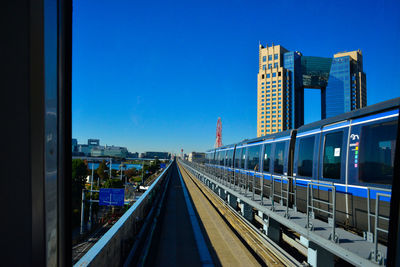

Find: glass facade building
<box><xmin>257</xmin><ymin>44</ymin><xmax>367</xmax><ymax>137</ymax></box>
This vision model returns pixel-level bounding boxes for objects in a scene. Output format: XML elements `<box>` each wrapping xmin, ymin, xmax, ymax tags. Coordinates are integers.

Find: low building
<box><xmin>188</xmin><ymin>152</ymin><xmax>206</xmax><ymax>163</ymax></box>
<box><xmin>143</xmin><ymin>151</ymin><xmax>169</xmax><ymax>159</ymax></box>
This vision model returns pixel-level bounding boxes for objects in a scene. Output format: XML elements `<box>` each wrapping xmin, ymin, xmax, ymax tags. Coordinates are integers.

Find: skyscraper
<box><xmin>257</xmin><ymin>44</ymin><xmax>366</xmax><ymax>137</ymax></box>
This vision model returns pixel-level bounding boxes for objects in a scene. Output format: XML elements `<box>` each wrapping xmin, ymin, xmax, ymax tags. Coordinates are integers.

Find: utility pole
<box><xmin>109</xmin><ymin>157</ymin><xmax>112</xmax><ymax>179</ymax></box>
<box><xmin>88</xmin><ymin>163</ymin><xmax>94</xmax><ymax>231</ymax></box>
<box><xmin>141</xmin><ymin>160</ymin><xmax>144</xmax><ymax>185</ymax></box>
<box><xmin>80</xmin><ymin>189</ymin><xmax>86</xmax><ymax>235</ymax></box>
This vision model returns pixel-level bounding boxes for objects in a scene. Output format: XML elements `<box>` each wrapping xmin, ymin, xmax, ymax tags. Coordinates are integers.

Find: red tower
<box><xmin>215</xmin><ymin>117</ymin><xmax>222</xmax><ymax>148</ymax></box>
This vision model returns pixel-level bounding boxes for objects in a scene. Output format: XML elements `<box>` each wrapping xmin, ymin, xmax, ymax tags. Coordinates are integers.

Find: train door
<box><xmin>293</xmin><ymin>131</ymin><xmax>320</xmax><ymax>212</ymax></box>
<box><xmin>318</xmin><ymin>124</ymin><xmax>349</xmax><ymax>224</ymax></box>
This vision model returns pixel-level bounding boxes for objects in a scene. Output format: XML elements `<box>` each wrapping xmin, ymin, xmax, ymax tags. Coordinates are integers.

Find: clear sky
<box><xmin>72</xmin><ymin>0</ymin><xmax>400</xmax><ymax>155</ymax></box>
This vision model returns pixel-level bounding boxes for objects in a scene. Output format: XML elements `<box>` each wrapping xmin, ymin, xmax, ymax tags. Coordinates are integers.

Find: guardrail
<box><xmin>197</xmin><ymin>161</ymin><xmax>391</xmax><ymax>265</ymax></box>
<box><xmin>74</xmin><ymin>162</ymin><xmax>173</xmax><ymax>267</ymax></box>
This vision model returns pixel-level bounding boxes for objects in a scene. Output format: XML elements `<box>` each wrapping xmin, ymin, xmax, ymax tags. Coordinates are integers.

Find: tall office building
<box><xmin>257</xmin><ymin>44</ymin><xmax>366</xmax><ymax>137</ymax></box>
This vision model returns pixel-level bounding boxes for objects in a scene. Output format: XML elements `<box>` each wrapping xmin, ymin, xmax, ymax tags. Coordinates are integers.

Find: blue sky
<box><xmin>72</xmin><ymin>0</ymin><xmax>400</xmax><ymax>154</ymax></box>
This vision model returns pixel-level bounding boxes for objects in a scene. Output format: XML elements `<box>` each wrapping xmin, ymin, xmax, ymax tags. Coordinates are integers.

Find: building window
<box><xmin>262</xmin><ymin>65</ymin><xmax>266</xmax><ymax>70</ymax></box>
<box><xmin>272</xmin><ymin>85</ymin><xmax>276</xmax><ymax>88</ymax></box>
<box><xmin>272</xmin><ymin>73</ymin><xmax>276</xmax><ymax>77</ymax></box>
<box><xmin>272</xmin><ymin>81</ymin><xmax>276</xmax><ymax>84</ymax></box>
<box><xmin>268</xmin><ymin>55</ymin><xmax>272</xmax><ymax>61</ymax></box>
<box><xmin>263</xmin><ymin>56</ymin><xmax>266</xmax><ymax>62</ymax></box>
<box><xmin>267</xmin><ymin>82</ymin><xmax>270</xmax><ymax>84</ymax></box>
<box><xmin>274</xmin><ymin>63</ymin><xmax>278</xmax><ymax>68</ymax></box>
<box><xmin>262</xmin><ymin>82</ymin><xmax>264</xmax><ymax>85</ymax></box>
<box><xmin>262</xmin><ymin>74</ymin><xmax>264</xmax><ymax>79</ymax></box>
<box><xmin>268</xmin><ymin>64</ymin><xmax>272</xmax><ymax>69</ymax></box>
<box><xmin>267</xmin><ymin>74</ymin><xmax>270</xmax><ymax>78</ymax></box>
<box><xmin>274</xmin><ymin>54</ymin><xmax>278</xmax><ymax>60</ymax></box>
<box><xmin>267</xmin><ymin>86</ymin><xmax>270</xmax><ymax>88</ymax></box>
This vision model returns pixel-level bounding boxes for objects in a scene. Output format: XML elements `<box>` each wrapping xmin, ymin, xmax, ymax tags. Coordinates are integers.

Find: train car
<box><xmin>203</xmin><ymin>97</ymin><xmax>399</xmax><ymax>241</ymax></box>
<box><xmin>293</xmin><ymin>97</ymin><xmax>399</xmax><ymax>238</ymax></box>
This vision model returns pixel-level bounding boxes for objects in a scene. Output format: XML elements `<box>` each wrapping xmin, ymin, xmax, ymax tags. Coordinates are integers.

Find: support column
<box><xmin>228</xmin><ymin>193</ymin><xmax>237</xmax><ymax>208</ymax></box>
<box><xmin>301</xmin><ymin>237</ymin><xmax>335</xmax><ymax>267</ymax></box>
<box><xmin>260</xmin><ymin>211</ymin><xmax>282</xmax><ymax>244</ymax></box>
<box><xmin>240</xmin><ymin>201</ymin><xmax>253</xmax><ymax>221</ymax></box>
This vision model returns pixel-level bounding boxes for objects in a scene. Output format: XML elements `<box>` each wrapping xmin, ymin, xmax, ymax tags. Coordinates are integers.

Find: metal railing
<box><xmin>74</xmin><ymin>162</ymin><xmax>173</xmax><ymax>267</ymax></box>
<box><xmin>306</xmin><ymin>182</ymin><xmax>338</xmax><ymax>243</ymax></box>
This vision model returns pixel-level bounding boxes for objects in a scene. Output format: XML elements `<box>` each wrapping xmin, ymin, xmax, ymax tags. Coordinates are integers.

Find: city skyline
<box><xmin>72</xmin><ymin>0</ymin><xmax>400</xmax><ymax>154</ymax></box>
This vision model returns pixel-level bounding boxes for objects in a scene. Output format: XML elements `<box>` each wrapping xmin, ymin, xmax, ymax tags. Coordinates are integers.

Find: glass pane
<box><xmin>220</xmin><ymin>151</ymin><xmax>225</xmax><ymax>165</ymax></box>
<box><xmin>263</xmin><ymin>144</ymin><xmax>271</xmax><ymax>172</ymax></box>
<box><xmin>359</xmin><ymin>120</ymin><xmax>397</xmax><ymax>184</ymax></box>
<box><xmin>274</xmin><ymin>142</ymin><xmax>285</xmax><ymax>174</ymax></box>
<box><xmin>323</xmin><ymin>131</ymin><xmax>343</xmax><ymax>179</ymax></box>
<box><xmin>247</xmin><ymin>145</ymin><xmax>260</xmax><ymax>171</ymax></box>
<box><xmin>234</xmin><ymin>148</ymin><xmax>242</xmax><ymax>168</ymax></box>
<box><xmin>241</xmin><ymin>148</ymin><xmax>247</xmax><ymax>169</ymax></box>
<box><xmin>297</xmin><ymin>136</ymin><xmax>315</xmax><ymax>177</ymax></box>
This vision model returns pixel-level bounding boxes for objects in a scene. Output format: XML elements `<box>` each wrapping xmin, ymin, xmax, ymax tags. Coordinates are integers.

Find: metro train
<box><xmin>204</xmin><ymin>98</ymin><xmax>399</xmax><ymax>241</ymax></box>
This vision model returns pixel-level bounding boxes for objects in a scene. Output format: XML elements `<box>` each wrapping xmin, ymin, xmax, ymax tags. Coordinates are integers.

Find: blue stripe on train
<box><xmin>211</xmin><ymin>167</ymin><xmax>391</xmax><ymax>202</ymax></box>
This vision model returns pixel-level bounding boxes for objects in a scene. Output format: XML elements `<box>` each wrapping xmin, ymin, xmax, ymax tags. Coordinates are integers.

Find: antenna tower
<box><xmin>215</xmin><ymin>117</ymin><xmax>222</xmax><ymax>148</ymax></box>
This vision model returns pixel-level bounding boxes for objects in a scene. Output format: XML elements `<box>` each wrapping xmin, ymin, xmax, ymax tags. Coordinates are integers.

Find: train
<box><xmin>203</xmin><ymin>97</ymin><xmax>399</xmax><ymax>242</ymax></box>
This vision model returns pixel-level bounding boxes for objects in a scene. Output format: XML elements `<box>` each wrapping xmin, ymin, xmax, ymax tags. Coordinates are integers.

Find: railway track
<box><xmin>178</xmin><ymin>162</ymin><xmax>303</xmax><ymax>267</ymax></box>
<box><xmin>72</xmin><ymin>223</ymin><xmax>112</xmax><ymax>264</ymax></box>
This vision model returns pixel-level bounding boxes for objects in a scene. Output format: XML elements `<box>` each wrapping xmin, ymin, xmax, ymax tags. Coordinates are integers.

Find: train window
<box><xmin>241</xmin><ymin>148</ymin><xmax>247</xmax><ymax>169</ymax></box>
<box><xmin>247</xmin><ymin>145</ymin><xmax>261</xmax><ymax>171</ymax></box>
<box><xmin>274</xmin><ymin>142</ymin><xmax>285</xmax><ymax>174</ymax></box>
<box><xmin>297</xmin><ymin>136</ymin><xmax>315</xmax><ymax>177</ymax></box>
<box><xmin>359</xmin><ymin>119</ymin><xmax>398</xmax><ymax>184</ymax></box>
<box><xmin>227</xmin><ymin>149</ymin><xmax>234</xmax><ymax>167</ymax></box>
<box><xmin>263</xmin><ymin>144</ymin><xmax>271</xmax><ymax>172</ymax></box>
<box><xmin>323</xmin><ymin>131</ymin><xmax>343</xmax><ymax>179</ymax></box>
<box><xmin>234</xmin><ymin>148</ymin><xmax>242</xmax><ymax>168</ymax></box>
<box><xmin>220</xmin><ymin>151</ymin><xmax>225</xmax><ymax>165</ymax></box>
<box><xmin>215</xmin><ymin>151</ymin><xmax>220</xmax><ymax>165</ymax></box>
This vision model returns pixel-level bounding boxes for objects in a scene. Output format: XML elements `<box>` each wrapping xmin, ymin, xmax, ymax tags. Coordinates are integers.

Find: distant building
<box><xmin>72</xmin><ymin>138</ymin><xmax>129</xmax><ymax>158</ymax></box>
<box><xmin>88</xmin><ymin>139</ymin><xmax>100</xmax><ymax>146</ymax></box>
<box><xmin>127</xmin><ymin>152</ymin><xmax>139</xmax><ymax>158</ymax></box>
<box><xmin>257</xmin><ymin>44</ymin><xmax>366</xmax><ymax>136</ymax></box>
<box><xmin>188</xmin><ymin>152</ymin><xmax>205</xmax><ymax>163</ymax></box>
<box><xmin>143</xmin><ymin>151</ymin><xmax>169</xmax><ymax>159</ymax></box>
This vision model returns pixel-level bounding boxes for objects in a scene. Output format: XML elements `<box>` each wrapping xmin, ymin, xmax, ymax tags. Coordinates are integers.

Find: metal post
<box><xmin>80</xmin><ymin>189</ymin><xmax>86</xmax><ymax>235</ymax></box>
<box><xmin>306</xmin><ymin>184</ymin><xmax>309</xmax><ymax>229</ymax></box>
<box><xmin>252</xmin><ymin>174</ymin><xmax>255</xmax><ymax>200</ymax></box>
<box><xmin>109</xmin><ymin>158</ymin><xmax>112</xmax><ymax>179</ymax></box>
<box><xmin>88</xmin><ymin>163</ymin><xmax>94</xmax><ymax>231</ymax></box>
<box><xmin>374</xmin><ymin>194</ymin><xmax>379</xmax><ymax>262</ymax></box>
<box><xmin>367</xmin><ymin>188</ymin><xmax>371</xmax><ymax>234</ymax></box>
<box><xmin>332</xmin><ymin>187</ymin><xmax>336</xmax><ymax>242</ymax></box>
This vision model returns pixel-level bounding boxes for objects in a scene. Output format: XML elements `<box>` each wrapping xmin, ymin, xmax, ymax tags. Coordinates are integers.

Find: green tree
<box><xmin>96</xmin><ymin>160</ymin><xmax>108</xmax><ymax>181</ymax></box>
<box><xmin>124</xmin><ymin>167</ymin><xmax>137</xmax><ymax>178</ymax></box>
<box><xmin>72</xmin><ymin>159</ymin><xmax>88</xmax><ymax>228</ymax></box>
<box><xmin>103</xmin><ymin>178</ymin><xmax>124</xmax><ymax>188</ymax></box>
